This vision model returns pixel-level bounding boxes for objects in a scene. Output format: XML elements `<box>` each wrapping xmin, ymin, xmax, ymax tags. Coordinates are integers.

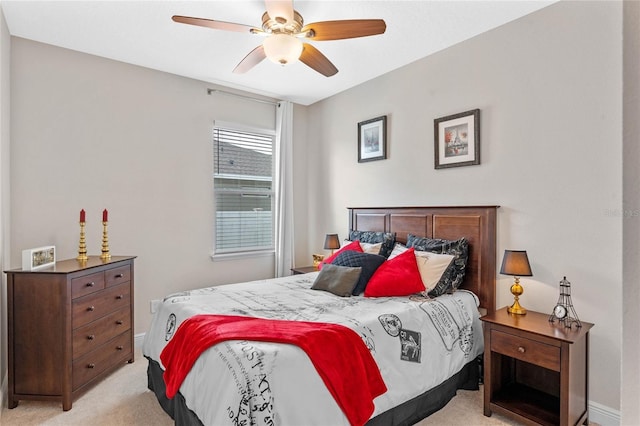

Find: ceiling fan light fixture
<box><xmin>265</xmin><ymin>1</ymin><xmax>294</xmax><ymax>26</ymax></box>
<box><xmin>263</xmin><ymin>33</ymin><xmax>303</xmax><ymax>65</ymax></box>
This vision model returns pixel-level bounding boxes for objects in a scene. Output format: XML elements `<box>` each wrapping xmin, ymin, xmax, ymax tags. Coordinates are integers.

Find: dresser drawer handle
<box><xmin>87</xmin><ymin>306</ymin><xmax>95</xmax><ymax>312</ymax></box>
<box><xmin>115</xmin><ymin>273</ymin><xmax>124</xmax><ymax>278</ymax></box>
<box><xmin>116</xmin><ymin>320</ymin><xmax>124</xmax><ymax>325</ymax></box>
<box><xmin>116</xmin><ymin>295</ymin><xmax>124</xmax><ymax>300</ymax></box>
<box><xmin>517</xmin><ymin>346</ymin><xmax>526</xmax><ymax>353</ymax></box>
<box><xmin>86</xmin><ymin>282</ymin><xmax>95</xmax><ymax>287</ymax></box>
<box><xmin>87</xmin><ymin>363</ymin><xmax>95</xmax><ymax>369</ymax></box>
<box><xmin>87</xmin><ymin>334</ymin><xmax>95</xmax><ymax>340</ymax></box>
<box><xmin>116</xmin><ymin>345</ymin><xmax>124</xmax><ymax>351</ymax></box>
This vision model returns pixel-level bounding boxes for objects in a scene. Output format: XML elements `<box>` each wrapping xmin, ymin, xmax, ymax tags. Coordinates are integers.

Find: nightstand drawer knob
<box><xmin>116</xmin><ymin>295</ymin><xmax>124</xmax><ymax>300</ymax></box>
<box><xmin>87</xmin><ymin>306</ymin><xmax>95</xmax><ymax>312</ymax></box>
<box><xmin>87</xmin><ymin>363</ymin><xmax>95</xmax><ymax>369</ymax></box>
<box><xmin>115</xmin><ymin>273</ymin><xmax>124</xmax><ymax>278</ymax></box>
<box><xmin>116</xmin><ymin>320</ymin><xmax>123</xmax><ymax>325</ymax></box>
<box><xmin>86</xmin><ymin>282</ymin><xmax>95</xmax><ymax>287</ymax></box>
<box><xmin>116</xmin><ymin>345</ymin><xmax>124</xmax><ymax>351</ymax></box>
<box><xmin>518</xmin><ymin>346</ymin><xmax>526</xmax><ymax>353</ymax></box>
<box><xmin>87</xmin><ymin>334</ymin><xmax>95</xmax><ymax>340</ymax></box>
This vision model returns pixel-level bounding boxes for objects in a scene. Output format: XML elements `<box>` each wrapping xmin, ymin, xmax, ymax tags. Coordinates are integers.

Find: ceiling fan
<box><xmin>172</xmin><ymin>0</ymin><xmax>386</xmax><ymax>77</ymax></box>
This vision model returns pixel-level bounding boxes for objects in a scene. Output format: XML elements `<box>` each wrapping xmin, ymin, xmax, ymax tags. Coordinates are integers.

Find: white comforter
<box><xmin>143</xmin><ymin>272</ymin><xmax>484</xmax><ymax>426</ymax></box>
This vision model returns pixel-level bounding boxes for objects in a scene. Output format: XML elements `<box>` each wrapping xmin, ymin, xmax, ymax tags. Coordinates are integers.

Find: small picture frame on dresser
<box><xmin>22</xmin><ymin>245</ymin><xmax>56</xmax><ymax>270</ymax></box>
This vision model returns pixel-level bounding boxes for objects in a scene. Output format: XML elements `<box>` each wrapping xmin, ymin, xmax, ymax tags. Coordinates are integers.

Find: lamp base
<box><xmin>508</xmin><ymin>279</ymin><xmax>526</xmax><ymax>315</ymax></box>
<box><xmin>508</xmin><ymin>299</ymin><xmax>527</xmax><ymax>315</ymax></box>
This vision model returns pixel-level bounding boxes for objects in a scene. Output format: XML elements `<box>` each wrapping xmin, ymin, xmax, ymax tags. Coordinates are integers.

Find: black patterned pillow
<box><xmin>332</xmin><ymin>250</ymin><xmax>386</xmax><ymax>295</ymax></box>
<box><xmin>349</xmin><ymin>230</ymin><xmax>396</xmax><ymax>258</ymax></box>
<box><xmin>406</xmin><ymin>235</ymin><xmax>469</xmax><ymax>297</ymax></box>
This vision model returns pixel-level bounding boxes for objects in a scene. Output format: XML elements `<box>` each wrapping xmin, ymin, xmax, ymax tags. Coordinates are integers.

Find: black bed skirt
<box><xmin>146</xmin><ymin>355</ymin><xmax>480</xmax><ymax>426</ymax></box>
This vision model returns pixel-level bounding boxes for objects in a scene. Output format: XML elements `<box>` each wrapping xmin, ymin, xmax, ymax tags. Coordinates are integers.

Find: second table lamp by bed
<box><xmin>500</xmin><ymin>250</ymin><xmax>533</xmax><ymax>315</ymax></box>
<box><xmin>323</xmin><ymin>233</ymin><xmax>340</xmax><ymax>255</ymax></box>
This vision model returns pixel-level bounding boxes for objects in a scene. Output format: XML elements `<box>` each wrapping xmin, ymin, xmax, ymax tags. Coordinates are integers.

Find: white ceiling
<box><xmin>1</xmin><ymin>0</ymin><xmax>556</xmax><ymax>105</ymax></box>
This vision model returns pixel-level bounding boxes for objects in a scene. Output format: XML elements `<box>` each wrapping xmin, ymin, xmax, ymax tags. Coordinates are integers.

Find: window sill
<box><xmin>210</xmin><ymin>250</ymin><xmax>275</xmax><ymax>262</ymax></box>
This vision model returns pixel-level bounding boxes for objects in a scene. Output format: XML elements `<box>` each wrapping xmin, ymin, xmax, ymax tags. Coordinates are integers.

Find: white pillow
<box><xmin>342</xmin><ymin>240</ymin><xmax>382</xmax><ymax>255</ymax></box>
<box><xmin>389</xmin><ymin>243</ymin><xmax>454</xmax><ymax>292</ymax></box>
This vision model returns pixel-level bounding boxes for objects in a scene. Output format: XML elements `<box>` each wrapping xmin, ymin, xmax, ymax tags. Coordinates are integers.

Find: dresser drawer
<box><xmin>71</xmin><ymin>271</ymin><xmax>105</xmax><ymax>299</ymax></box>
<box><xmin>72</xmin><ymin>332</ymin><xmax>132</xmax><ymax>391</ymax></box>
<box><xmin>105</xmin><ymin>265</ymin><xmax>130</xmax><ymax>287</ymax></box>
<box><xmin>72</xmin><ymin>282</ymin><xmax>130</xmax><ymax>329</ymax></box>
<box><xmin>490</xmin><ymin>329</ymin><xmax>560</xmax><ymax>372</ymax></box>
<box><xmin>72</xmin><ymin>307</ymin><xmax>131</xmax><ymax>359</ymax></box>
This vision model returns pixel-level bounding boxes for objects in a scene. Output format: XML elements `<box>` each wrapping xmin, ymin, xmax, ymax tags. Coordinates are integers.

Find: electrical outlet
<box><xmin>150</xmin><ymin>299</ymin><xmax>162</xmax><ymax>314</ymax></box>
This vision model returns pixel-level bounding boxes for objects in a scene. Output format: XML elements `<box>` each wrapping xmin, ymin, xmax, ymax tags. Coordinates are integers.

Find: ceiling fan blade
<box><xmin>233</xmin><ymin>45</ymin><xmax>267</xmax><ymax>74</ymax></box>
<box><xmin>301</xmin><ymin>19</ymin><xmax>386</xmax><ymax>41</ymax></box>
<box><xmin>172</xmin><ymin>15</ymin><xmax>258</xmax><ymax>34</ymax></box>
<box><xmin>299</xmin><ymin>43</ymin><xmax>338</xmax><ymax>77</ymax></box>
<box><xmin>264</xmin><ymin>0</ymin><xmax>294</xmax><ymax>24</ymax></box>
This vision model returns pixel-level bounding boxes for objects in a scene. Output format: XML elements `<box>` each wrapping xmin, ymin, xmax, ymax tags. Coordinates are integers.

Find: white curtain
<box><xmin>274</xmin><ymin>101</ymin><xmax>295</xmax><ymax>277</ymax></box>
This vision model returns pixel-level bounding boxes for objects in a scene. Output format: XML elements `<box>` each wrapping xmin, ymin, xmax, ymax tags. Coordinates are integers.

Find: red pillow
<box><xmin>319</xmin><ymin>240</ymin><xmax>363</xmax><ymax>269</ymax></box>
<box><xmin>364</xmin><ymin>248</ymin><xmax>425</xmax><ymax>297</ymax></box>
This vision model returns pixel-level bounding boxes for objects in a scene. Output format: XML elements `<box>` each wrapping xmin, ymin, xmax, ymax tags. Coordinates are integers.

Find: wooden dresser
<box><xmin>5</xmin><ymin>255</ymin><xmax>136</xmax><ymax>410</ymax></box>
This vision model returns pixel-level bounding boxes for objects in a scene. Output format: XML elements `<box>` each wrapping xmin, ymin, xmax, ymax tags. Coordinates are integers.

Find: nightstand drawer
<box><xmin>491</xmin><ymin>329</ymin><xmax>560</xmax><ymax>372</ymax></box>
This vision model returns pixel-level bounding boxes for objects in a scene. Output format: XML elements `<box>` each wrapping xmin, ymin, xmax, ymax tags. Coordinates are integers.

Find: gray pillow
<box><xmin>332</xmin><ymin>250</ymin><xmax>386</xmax><ymax>295</ymax></box>
<box><xmin>311</xmin><ymin>263</ymin><xmax>362</xmax><ymax>297</ymax></box>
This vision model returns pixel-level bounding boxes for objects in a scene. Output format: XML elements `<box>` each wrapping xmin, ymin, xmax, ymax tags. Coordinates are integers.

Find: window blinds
<box><xmin>213</xmin><ymin>126</ymin><xmax>274</xmax><ymax>253</ymax></box>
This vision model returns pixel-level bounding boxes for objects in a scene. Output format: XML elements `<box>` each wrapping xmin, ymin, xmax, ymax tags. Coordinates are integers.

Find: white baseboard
<box><xmin>135</xmin><ymin>332</ymin><xmax>145</xmax><ymax>349</ymax></box>
<box><xmin>590</xmin><ymin>400</ymin><xmax>621</xmax><ymax>426</ymax></box>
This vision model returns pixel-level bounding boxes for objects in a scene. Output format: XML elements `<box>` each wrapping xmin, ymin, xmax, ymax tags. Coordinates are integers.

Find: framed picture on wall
<box><xmin>358</xmin><ymin>115</ymin><xmax>387</xmax><ymax>162</ymax></box>
<box><xmin>434</xmin><ymin>109</ymin><xmax>480</xmax><ymax>169</ymax></box>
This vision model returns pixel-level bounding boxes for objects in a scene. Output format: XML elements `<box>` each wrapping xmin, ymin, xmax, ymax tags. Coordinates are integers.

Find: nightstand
<box><xmin>291</xmin><ymin>266</ymin><xmax>318</xmax><ymax>275</ymax></box>
<box><xmin>481</xmin><ymin>307</ymin><xmax>593</xmax><ymax>426</ymax></box>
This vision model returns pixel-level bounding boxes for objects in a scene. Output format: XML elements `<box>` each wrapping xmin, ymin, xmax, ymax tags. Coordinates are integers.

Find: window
<box><xmin>213</xmin><ymin>123</ymin><xmax>275</xmax><ymax>255</ymax></box>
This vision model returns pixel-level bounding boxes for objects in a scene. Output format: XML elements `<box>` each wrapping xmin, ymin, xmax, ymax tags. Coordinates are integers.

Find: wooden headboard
<box><xmin>348</xmin><ymin>206</ymin><xmax>498</xmax><ymax>314</ymax></box>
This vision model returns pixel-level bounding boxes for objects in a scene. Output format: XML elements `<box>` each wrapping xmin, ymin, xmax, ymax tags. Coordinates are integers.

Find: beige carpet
<box><xmin>0</xmin><ymin>348</ymin><xmax>524</xmax><ymax>425</ymax></box>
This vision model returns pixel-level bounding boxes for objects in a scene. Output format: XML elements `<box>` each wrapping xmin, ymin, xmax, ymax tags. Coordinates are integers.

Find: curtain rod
<box><xmin>207</xmin><ymin>88</ymin><xmax>278</xmax><ymax>106</ymax></box>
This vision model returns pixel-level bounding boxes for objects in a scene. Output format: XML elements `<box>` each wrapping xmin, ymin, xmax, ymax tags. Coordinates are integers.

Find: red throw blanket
<box><xmin>160</xmin><ymin>314</ymin><xmax>387</xmax><ymax>426</ymax></box>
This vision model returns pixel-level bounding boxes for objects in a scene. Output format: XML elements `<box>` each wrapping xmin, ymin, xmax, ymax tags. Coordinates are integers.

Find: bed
<box><xmin>143</xmin><ymin>205</ymin><xmax>498</xmax><ymax>425</ymax></box>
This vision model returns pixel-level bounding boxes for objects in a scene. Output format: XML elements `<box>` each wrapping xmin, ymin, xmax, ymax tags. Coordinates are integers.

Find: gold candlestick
<box><xmin>100</xmin><ymin>221</ymin><xmax>111</xmax><ymax>260</ymax></box>
<box><xmin>77</xmin><ymin>221</ymin><xmax>88</xmax><ymax>261</ymax></box>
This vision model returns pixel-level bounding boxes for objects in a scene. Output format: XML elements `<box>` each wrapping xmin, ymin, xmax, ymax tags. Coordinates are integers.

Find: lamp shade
<box><xmin>323</xmin><ymin>234</ymin><xmax>340</xmax><ymax>250</ymax></box>
<box><xmin>263</xmin><ymin>33</ymin><xmax>303</xmax><ymax>65</ymax></box>
<box><xmin>500</xmin><ymin>250</ymin><xmax>533</xmax><ymax>277</ymax></box>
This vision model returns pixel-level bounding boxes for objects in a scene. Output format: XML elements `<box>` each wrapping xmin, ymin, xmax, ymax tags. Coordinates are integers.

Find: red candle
<box><xmin>80</xmin><ymin>209</ymin><xmax>86</xmax><ymax>223</ymax></box>
<box><xmin>103</xmin><ymin>209</ymin><xmax>108</xmax><ymax>222</ymax></box>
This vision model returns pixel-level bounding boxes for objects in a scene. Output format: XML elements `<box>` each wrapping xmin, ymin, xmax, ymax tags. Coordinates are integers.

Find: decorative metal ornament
<box><xmin>549</xmin><ymin>276</ymin><xmax>581</xmax><ymax>328</ymax></box>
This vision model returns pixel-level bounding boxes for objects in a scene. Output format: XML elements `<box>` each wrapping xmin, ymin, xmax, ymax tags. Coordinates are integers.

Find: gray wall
<box><xmin>3</xmin><ymin>0</ymin><xmax>634</xmax><ymax>422</ymax></box>
<box><xmin>622</xmin><ymin>0</ymin><xmax>640</xmax><ymax>424</ymax></box>
<box><xmin>302</xmin><ymin>1</ymin><xmax>623</xmax><ymax>417</ymax></box>
<box><xmin>10</xmin><ymin>37</ymin><xmax>280</xmax><ymax>338</ymax></box>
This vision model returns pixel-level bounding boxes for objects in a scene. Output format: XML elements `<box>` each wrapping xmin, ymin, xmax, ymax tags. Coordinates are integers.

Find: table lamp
<box><xmin>323</xmin><ymin>234</ymin><xmax>340</xmax><ymax>255</ymax></box>
<box><xmin>500</xmin><ymin>250</ymin><xmax>533</xmax><ymax>315</ymax></box>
